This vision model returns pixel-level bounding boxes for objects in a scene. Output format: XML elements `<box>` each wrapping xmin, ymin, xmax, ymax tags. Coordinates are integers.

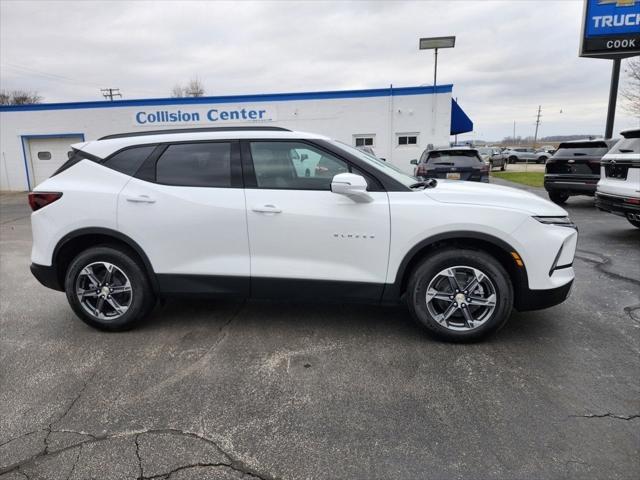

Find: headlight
<box><xmin>533</xmin><ymin>216</ymin><xmax>577</xmax><ymax>229</ymax></box>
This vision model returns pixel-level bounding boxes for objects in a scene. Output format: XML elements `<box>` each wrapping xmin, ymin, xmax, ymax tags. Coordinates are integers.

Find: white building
<box><xmin>0</xmin><ymin>85</ymin><xmax>472</xmax><ymax>191</ymax></box>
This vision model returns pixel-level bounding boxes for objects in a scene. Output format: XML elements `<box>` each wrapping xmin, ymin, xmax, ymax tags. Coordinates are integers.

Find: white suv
<box><xmin>595</xmin><ymin>129</ymin><xmax>640</xmax><ymax>229</ymax></box>
<box><xmin>29</xmin><ymin>127</ymin><xmax>577</xmax><ymax>341</ymax></box>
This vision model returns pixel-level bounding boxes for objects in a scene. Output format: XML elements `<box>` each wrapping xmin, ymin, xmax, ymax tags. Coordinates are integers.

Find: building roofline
<box><xmin>0</xmin><ymin>85</ymin><xmax>453</xmax><ymax>112</ymax></box>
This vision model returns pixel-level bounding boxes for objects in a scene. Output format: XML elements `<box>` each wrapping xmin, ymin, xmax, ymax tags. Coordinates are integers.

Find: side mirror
<box><xmin>410</xmin><ymin>159</ymin><xmax>418</xmax><ymax>165</ymax></box>
<box><xmin>331</xmin><ymin>173</ymin><xmax>372</xmax><ymax>202</ymax></box>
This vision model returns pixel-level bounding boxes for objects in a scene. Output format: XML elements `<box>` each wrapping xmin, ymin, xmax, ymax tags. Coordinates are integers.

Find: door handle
<box><xmin>126</xmin><ymin>194</ymin><xmax>156</xmax><ymax>204</ymax></box>
<box><xmin>252</xmin><ymin>204</ymin><xmax>282</xmax><ymax>214</ymax></box>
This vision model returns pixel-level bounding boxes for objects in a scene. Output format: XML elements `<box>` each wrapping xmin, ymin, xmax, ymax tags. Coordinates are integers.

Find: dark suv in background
<box><xmin>544</xmin><ymin>139</ymin><xmax>616</xmax><ymax>204</ymax></box>
<box><xmin>412</xmin><ymin>148</ymin><xmax>489</xmax><ymax>182</ymax></box>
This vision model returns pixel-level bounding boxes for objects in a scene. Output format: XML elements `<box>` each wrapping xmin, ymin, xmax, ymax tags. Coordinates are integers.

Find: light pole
<box><xmin>419</xmin><ymin>36</ymin><xmax>456</xmax><ymax>88</ymax></box>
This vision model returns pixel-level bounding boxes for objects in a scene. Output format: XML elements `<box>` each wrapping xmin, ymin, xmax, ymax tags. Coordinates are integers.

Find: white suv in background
<box><xmin>596</xmin><ymin>129</ymin><xmax>640</xmax><ymax>229</ymax></box>
<box><xmin>29</xmin><ymin>127</ymin><xmax>577</xmax><ymax>341</ymax></box>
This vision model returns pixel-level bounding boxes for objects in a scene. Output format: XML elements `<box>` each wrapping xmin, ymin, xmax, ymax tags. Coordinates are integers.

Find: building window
<box><xmin>37</xmin><ymin>152</ymin><xmax>52</xmax><ymax>160</ymax></box>
<box><xmin>397</xmin><ymin>134</ymin><xmax>418</xmax><ymax>146</ymax></box>
<box><xmin>354</xmin><ymin>135</ymin><xmax>375</xmax><ymax>148</ymax></box>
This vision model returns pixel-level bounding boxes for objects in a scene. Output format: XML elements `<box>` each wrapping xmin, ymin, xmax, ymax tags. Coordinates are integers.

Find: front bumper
<box><xmin>595</xmin><ymin>192</ymin><xmax>640</xmax><ymax>217</ymax></box>
<box><xmin>30</xmin><ymin>263</ymin><xmax>63</xmax><ymax>291</ymax></box>
<box><xmin>515</xmin><ymin>278</ymin><xmax>574</xmax><ymax>311</ymax></box>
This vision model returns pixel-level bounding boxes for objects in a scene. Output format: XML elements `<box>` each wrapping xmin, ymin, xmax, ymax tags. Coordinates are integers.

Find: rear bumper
<box><xmin>515</xmin><ymin>278</ymin><xmax>574</xmax><ymax>312</ymax></box>
<box><xmin>595</xmin><ymin>192</ymin><xmax>640</xmax><ymax>217</ymax></box>
<box><xmin>544</xmin><ymin>175</ymin><xmax>598</xmax><ymax>194</ymax></box>
<box><xmin>30</xmin><ymin>263</ymin><xmax>63</xmax><ymax>291</ymax></box>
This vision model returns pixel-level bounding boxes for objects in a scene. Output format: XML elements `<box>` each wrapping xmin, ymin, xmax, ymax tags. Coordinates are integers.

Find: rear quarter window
<box><xmin>102</xmin><ymin>145</ymin><xmax>156</xmax><ymax>176</ymax></box>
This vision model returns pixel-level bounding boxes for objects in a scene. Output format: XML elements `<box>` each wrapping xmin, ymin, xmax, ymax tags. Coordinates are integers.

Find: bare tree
<box><xmin>171</xmin><ymin>84</ymin><xmax>185</xmax><ymax>98</ymax></box>
<box><xmin>170</xmin><ymin>78</ymin><xmax>205</xmax><ymax>98</ymax></box>
<box><xmin>0</xmin><ymin>89</ymin><xmax>42</xmax><ymax>105</ymax></box>
<box><xmin>621</xmin><ymin>57</ymin><xmax>640</xmax><ymax>116</ymax></box>
<box><xmin>184</xmin><ymin>78</ymin><xmax>205</xmax><ymax>97</ymax></box>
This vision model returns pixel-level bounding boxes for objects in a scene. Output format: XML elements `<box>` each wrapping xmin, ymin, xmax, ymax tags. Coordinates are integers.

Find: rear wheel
<box><xmin>509</xmin><ymin>156</ymin><xmax>517</xmax><ymax>164</ymax></box>
<box><xmin>64</xmin><ymin>246</ymin><xmax>155</xmax><ymax>331</ymax></box>
<box><xmin>406</xmin><ymin>248</ymin><xmax>513</xmax><ymax>342</ymax></box>
<box><xmin>548</xmin><ymin>192</ymin><xmax>569</xmax><ymax>204</ymax></box>
<box><xmin>538</xmin><ymin>156</ymin><xmax>548</xmax><ymax>164</ymax></box>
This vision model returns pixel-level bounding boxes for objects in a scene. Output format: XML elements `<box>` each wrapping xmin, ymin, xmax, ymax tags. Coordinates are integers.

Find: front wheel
<box><xmin>406</xmin><ymin>248</ymin><xmax>513</xmax><ymax>341</ymax></box>
<box><xmin>509</xmin><ymin>156</ymin><xmax>517</xmax><ymax>164</ymax></box>
<box><xmin>548</xmin><ymin>191</ymin><xmax>569</xmax><ymax>204</ymax></box>
<box><xmin>64</xmin><ymin>246</ymin><xmax>156</xmax><ymax>331</ymax></box>
<box><xmin>538</xmin><ymin>156</ymin><xmax>548</xmax><ymax>164</ymax></box>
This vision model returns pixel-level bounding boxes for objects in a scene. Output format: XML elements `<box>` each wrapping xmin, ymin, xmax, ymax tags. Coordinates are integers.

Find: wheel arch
<box><xmin>52</xmin><ymin>227</ymin><xmax>159</xmax><ymax>294</ymax></box>
<box><xmin>384</xmin><ymin>231</ymin><xmax>529</xmax><ymax>308</ymax></box>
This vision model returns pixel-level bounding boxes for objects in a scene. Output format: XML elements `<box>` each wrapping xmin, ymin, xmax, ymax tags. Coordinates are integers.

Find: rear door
<box><xmin>117</xmin><ymin>141</ymin><xmax>250</xmax><ymax>295</ymax></box>
<box><xmin>242</xmin><ymin>140</ymin><xmax>391</xmax><ymax>300</ymax></box>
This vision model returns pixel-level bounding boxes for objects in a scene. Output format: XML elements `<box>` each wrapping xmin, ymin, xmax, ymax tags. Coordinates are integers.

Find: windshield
<box><xmin>331</xmin><ymin>140</ymin><xmax>418</xmax><ymax>187</ymax></box>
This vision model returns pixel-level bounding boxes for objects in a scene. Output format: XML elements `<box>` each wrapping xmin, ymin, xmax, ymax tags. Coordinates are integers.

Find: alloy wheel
<box><xmin>425</xmin><ymin>266</ymin><xmax>497</xmax><ymax>331</ymax></box>
<box><xmin>75</xmin><ymin>261</ymin><xmax>133</xmax><ymax>321</ymax></box>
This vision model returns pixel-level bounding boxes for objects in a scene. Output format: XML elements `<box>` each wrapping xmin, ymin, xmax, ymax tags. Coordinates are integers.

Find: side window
<box><xmin>156</xmin><ymin>142</ymin><xmax>231</xmax><ymax>187</ymax></box>
<box><xmin>103</xmin><ymin>145</ymin><xmax>156</xmax><ymax>176</ymax></box>
<box><xmin>249</xmin><ymin>141</ymin><xmax>352</xmax><ymax>191</ymax></box>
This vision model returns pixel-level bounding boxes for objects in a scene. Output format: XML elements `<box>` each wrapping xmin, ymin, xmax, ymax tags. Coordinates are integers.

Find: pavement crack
<box><xmin>134</xmin><ymin>434</ymin><xmax>143</xmax><ymax>480</ymax></box>
<box><xmin>623</xmin><ymin>303</ymin><xmax>640</xmax><ymax>324</ymax></box>
<box><xmin>569</xmin><ymin>413</ymin><xmax>640</xmax><ymax>420</ymax></box>
<box><xmin>45</xmin><ymin>371</ymin><xmax>96</xmax><ymax>454</ymax></box>
<box><xmin>65</xmin><ymin>445</ymin><xmax>81</xmax><ymax>480</ymax></box>
<box><xmin>575</xmin><ymin>249</ymin><xmax>640</xmax><ymax>287</ymax></box>
<box><xmin>0</xmin><ymin>430</ymin><xmax>45</xmax><ymax>448</ymax></box>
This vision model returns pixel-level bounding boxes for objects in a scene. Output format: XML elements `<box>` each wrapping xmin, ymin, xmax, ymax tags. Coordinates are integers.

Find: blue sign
<box><xmin>585</xmin><ymin>0</ymin><xmax>640</xmax><ymax>37</ymax></box>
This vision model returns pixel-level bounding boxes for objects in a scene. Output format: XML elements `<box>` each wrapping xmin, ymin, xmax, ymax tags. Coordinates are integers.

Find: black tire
<box><xmin>538</xmin><ymin>156</ymin><xmax>548</xmax><ymax>164</ymax></box>
<box><xmin>627</xmin><ymin>216</ymin><xmax>640</xmax><ymax>229</ymax></box>
<box><xmin>405</xmin><ymin>248</ymin><xmax>513</xmax><ymax>342</ymax></box>
<box><xmin>509</xmin><ymin>156</ymin><xmax>517</xmax><ymax>164</ymax></box>
<box><xmin>64</xmin><ymin>246</ymin><xmax>155</xmax><ymax>331</ymax></box>
<box><xmin>548</xmin><ymin>191</ymin><xmax>569</xmax><ymax>205</ymax></box>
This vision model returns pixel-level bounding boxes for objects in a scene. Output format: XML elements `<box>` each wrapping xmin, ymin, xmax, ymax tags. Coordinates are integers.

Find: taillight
<box><xmin>28</xmin><ymin>192</ymin><xmax>62</xmax><ymax>211</ymax></box>
<box><xmin>480</xmin><ymin>163</ymin><xmax>490</xmax><ymax>173</ymax></box>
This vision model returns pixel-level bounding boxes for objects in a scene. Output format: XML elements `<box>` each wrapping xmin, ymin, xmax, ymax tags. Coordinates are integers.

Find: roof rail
<box><xmin>98</xmin><ymin>126</ymin><xmax>291</xmax><ymax>140</ymax></box>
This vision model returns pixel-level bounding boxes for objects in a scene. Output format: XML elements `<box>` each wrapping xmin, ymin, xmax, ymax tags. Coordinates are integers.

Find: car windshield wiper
<box><xmin>410</xmin><ymin>178</ymin><xmax>438</xmax><ymax>190</ymax></box>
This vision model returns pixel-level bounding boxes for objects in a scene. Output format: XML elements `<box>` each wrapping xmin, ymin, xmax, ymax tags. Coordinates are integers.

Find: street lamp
<box><xmin>419</xmin><ymin>36</ymin><xmax>456</xmax><ymax>88</ymax></box>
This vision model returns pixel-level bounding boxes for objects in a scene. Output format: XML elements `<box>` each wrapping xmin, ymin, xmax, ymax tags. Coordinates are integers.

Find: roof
<box><xmin>0</xmin><ymin>85</ymin><xmax>454</xmax><ymax>112</ymax></box>
<box><xmin>77</xmin><ymin>129</ymin><xmax>332</xmax><ymax>159</ymax></box>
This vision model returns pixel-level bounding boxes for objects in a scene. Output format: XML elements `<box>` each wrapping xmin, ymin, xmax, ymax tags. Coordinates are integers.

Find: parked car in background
<box><xmin>544</xmin><ymin>139</ymin><xmax>615</xmax><ymax>204</ymax></box>
<box><xmin>477</xmin><ymin>147</ymin><xmax>507</xmax><ymax>171</ymax></box>
<box><xmin>503</xmin><ymin>147</ymin><xmax>550</xmax><ymax>164</ymax></box>
<box><xmin>412</xmin><ymin>147</ymin><xmax>490</xmax><ymax>182</ymax></box>
<box><xmin>595</xmin><ymin>129</ymin><xmax>640</xmax><ymax>229</ymax></box>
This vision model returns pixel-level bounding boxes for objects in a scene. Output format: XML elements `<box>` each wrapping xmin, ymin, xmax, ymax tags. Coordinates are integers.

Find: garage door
<box><xmin>28</xmin><ymin>136</ymin><xmax>83</xmax><ymax>186</ymax></box>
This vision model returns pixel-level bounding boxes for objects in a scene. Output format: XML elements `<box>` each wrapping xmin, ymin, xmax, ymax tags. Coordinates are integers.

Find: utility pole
<box><xmin>533</xmin><ymin>105</ymin><xmax>542</xmax><ymax>149</ymax></box>
<box><xmin>101</xmin><ymin>88</ymin><xmax>122</xmax><ymax>101</ymax></box>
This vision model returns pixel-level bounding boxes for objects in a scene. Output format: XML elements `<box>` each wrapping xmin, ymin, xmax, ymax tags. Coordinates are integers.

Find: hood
<box><xmin>424</xmin><ymin>179</ymin><xmax>568</xmax><ymax>216</ymax></box>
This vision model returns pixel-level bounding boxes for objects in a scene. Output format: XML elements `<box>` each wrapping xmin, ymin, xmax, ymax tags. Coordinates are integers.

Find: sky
<box><xmin>1</xmin><ymin>0</ymin><xmax>639</xmax><ymax>141</ymax></box>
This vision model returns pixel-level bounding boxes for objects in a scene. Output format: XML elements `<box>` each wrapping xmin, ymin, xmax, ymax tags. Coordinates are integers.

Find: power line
<box><xmin>101</xmin><ymin>88</ymin><xmax>122</xmax><ymax>101</ymax></box>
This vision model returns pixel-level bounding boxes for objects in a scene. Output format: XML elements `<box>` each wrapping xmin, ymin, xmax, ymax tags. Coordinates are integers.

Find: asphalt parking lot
<box><xmin>1</xmin><ymin>181</ymin><xmax>638</xmax><ymax>480</ymax></box>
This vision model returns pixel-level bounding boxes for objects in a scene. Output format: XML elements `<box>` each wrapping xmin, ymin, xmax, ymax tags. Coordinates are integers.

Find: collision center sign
<box><xmin>580</xmin><ymin>0</ymin><xmax>640</xmax><ymax>58</ymax></box>
<box><xmin>132</xmin><ymin>105</ymin><xmax>276</xmax><ymax>126</ymax></box>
